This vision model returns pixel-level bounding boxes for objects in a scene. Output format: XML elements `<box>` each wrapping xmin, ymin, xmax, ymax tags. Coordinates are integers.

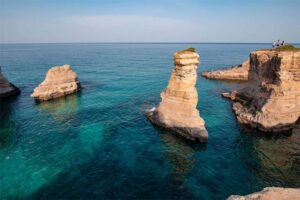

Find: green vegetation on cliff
<box><xmin>274</xmin><ymin>44</ymin><xmax>300</xmax><ymax>52</ymax></box>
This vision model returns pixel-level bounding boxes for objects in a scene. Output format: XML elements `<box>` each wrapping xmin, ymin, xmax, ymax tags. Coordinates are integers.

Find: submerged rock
<box><xmin>224</xmin><ymin>49</ymin><xmax>300</xmax><ymax>133</ymax></box>
<box><xmin>0</xmin><ymin>67</ymin><xmax>20</xmax><ymax>99</ymax></box>
<box><xmin>31</xmin><ymin>64</ymin><xmax>80</xmax><ymax>101</ymax></box>
<box><xmin>202</xmin><ymin>59</ymin><xmax>249</xmax><ymax>81</ymax></box>
<box><xmin>228</xmin><ymin>187</ymin><xmax>300</xmax><ymax>200</ymax></box>
<box><xmin>147</xmin><ymin>48</ymin><xmax>208</xmax><ymax>142</ymax></box>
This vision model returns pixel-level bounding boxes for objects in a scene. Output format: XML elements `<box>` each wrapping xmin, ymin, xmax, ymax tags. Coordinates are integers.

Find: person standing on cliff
<box><xmin>273</xmin><ymin>41</ymin><xmax>277</xmax><ymax>48</ymax></box>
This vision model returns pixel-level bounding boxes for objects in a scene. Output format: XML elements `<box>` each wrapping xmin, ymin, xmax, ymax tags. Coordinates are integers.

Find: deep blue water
<box><xmin>0</xmin><ymin>43</ymin><xmax>299</xmax><ymax>200</ymax></box>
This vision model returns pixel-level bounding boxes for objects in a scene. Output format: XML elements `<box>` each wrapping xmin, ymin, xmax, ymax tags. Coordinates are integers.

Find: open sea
<box><xmin>0</xmin><ymin>43</ymin><xmax>299</xmax><ymax>200</ymax></box>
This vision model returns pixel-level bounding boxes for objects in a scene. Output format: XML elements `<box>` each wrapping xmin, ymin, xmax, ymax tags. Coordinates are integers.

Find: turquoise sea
<box><xmin>0</xmin><ymin>43</ymin><xmax>299</xmax><ymax>200</ymax></box>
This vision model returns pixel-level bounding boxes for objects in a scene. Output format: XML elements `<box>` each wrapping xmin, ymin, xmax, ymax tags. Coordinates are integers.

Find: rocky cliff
<box><xmin>0</xmin><ymin>67</ymin><xmax>20</xmax><ymax>99</ymax></box>
<box><xmin>202</xmin><ymin>59</ymin><xmax>249</xmax><ymax>81</ymax></box>
<box><xmin>228</xmin><ymin>187</ymin><xmax>300</xmax><ymax>200</ymax></box>
<box><xmin>147</xmin><ymin>48</ymin><xmax>208</xmax><ymax>142</ymax></box>
<box><xmin>31</xmin><ymin>64</ymin><xmax>80</xmax><ymax>101</ymax></box>
<box><xmin>223</xmin><ymin>50</ymin><xmax>300</xmax><ymax>132</ymax></box>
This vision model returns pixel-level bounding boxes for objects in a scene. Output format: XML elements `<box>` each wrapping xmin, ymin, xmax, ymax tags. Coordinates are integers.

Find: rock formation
<box><xmin>146</xmin><ymin>48</ymin><xmax>208</xmax><ymax>142</ymax></box>
<box><xmin>223</xmin><ymin>49</ymin><xmax>300</xmax><ymax>133</ymax></box>
<box><xmin>31</xmin><ymin>64</ymin><xmax>80</xmax><ymax>101</ymax></box>
<box><xmin>0</xmin><ymin>67</ymin><xmax>20</xmax><ymax>99</ymax></box>
<box><xmin>228</xmin><ymin>187</ymin><xmax>300</xmax><ymax>200</ymax></box>
<box><xmin>202</xmin><ymin>59</ymin><xmax>249</xmax><ymax>81</ymax></box>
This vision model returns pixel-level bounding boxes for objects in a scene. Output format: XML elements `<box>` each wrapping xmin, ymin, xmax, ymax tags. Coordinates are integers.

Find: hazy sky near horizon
<box><xmin>0</xmin><ymin>0</ymin><xmax>300</xmax><ymax>43</ymax></box>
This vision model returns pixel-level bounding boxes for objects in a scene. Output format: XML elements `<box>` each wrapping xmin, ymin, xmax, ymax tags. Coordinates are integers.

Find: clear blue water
<box><xmin>0</xmin><ymin>43</ymin><xmax>299</xmax><ymax>200</ymax></box>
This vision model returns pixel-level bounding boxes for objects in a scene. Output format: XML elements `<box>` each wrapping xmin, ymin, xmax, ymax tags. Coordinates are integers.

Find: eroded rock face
<box><xmin>0</xmin><ymin>68</ymin><xmax>20</xmax><ymax>99</ymax></box>
<box><xmin>228</xmin><ymin>187</ymin><xmax>300</xmax><ymax>200</ymax></box>
<box><xmin>202</xmin><ymin>59</ymin><xmax>249</xmax><ymax>81</ymax></box>
<box><xmin>31</xmin><ymin>65</ymin><xmax>80</xmax><ymax>101</ymax></box>
<box><xmin>224</xmin><ymin>50</ymin><xmax>300</xmax><ymax>132</ymax></box>
<box><xmin>147</xmin><ymin>49</ymin><xmax>208</xmax><ymax>142</ymax></box>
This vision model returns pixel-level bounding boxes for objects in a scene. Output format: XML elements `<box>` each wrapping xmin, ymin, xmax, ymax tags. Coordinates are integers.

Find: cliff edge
<box><xmin>223</xmin><ymin>49</ymin><xmax>300</xmax><ymax>133</ymax></box>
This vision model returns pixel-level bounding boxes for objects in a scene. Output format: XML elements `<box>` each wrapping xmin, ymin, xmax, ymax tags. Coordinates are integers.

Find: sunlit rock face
<box><xmin>0</xmin><ymin>68</ymin><xmax>20</xmax><ymax>99</ymax></box>
<box><xmin>147</xmin><ymin>49</ymin><xmax>208</xmax><ymax>142</ymax></box>
<box><xmin>31</xmin><ymin>64</ymin><xmax>80</xmax><ymax>101</ymax></box>
<box><xmin>228</xmin><ymin>187</ymin><xmax>300</xmax><ymax>200</ymax></box>
<box><xmin>224</xmin><ymin>50</ymin><xmax>300</xmax><ymax>133</ymax></box>
<box><xmin>202</xmin><ymin>59</ymin><xmax>249</xmax><ymax>81</ymax></box>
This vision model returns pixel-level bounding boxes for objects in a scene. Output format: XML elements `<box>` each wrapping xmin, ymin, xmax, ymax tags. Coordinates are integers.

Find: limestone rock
<box><xmin>147</xmin><ymin>49</ymin><xmax>208</xmax><ymax>142</ymax></box>
<box><xmin>202</xmin><ymin>59</ymin><xmax>249</xmax><ymax>81</ymax></box>
<box><xmin>225</xmin><ymin>50</ymin><xmax>300</xmax><ymax>133</ymax></box>
<box><xmin>228</xmin><ymin>187</ymin><xmax>300</xmax><ymax>200</ymax></box>
<box><xmin>31</xmin><ymin>64</ymin><xmax>80</xmax><ymax>101</ymax></box>
<box><xmin>0</xmin><ymin>67</ymin><xmax>20</xmax><ymax>99</ymax></box>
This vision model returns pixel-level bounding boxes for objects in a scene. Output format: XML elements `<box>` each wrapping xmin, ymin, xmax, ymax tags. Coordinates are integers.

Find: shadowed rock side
<box><xmin>0</xmin><ymin>67</ymin><xmax>20</xmax><ymax>99</ymax></box>
<box><xmin>223</xmin><ymin>50</ymin><xmax>300</xmax><ymax>133</ymax></box>
<box><xmin>228</xmin><ymin>187</ymin><xmax>300</xmax><ymax>200</ymax></box>
<box><xmin>202</xmin><ymin>59</ymin><xmax>249</xmax><ymax>81</ymax></box>
<box><xmin>31</xmin><ymin>64</ymin><xmax>80</xmax><ymax>101</ymax></box>
<box><xmin>147</xmin><ymin>49</ymin><xmax>208</xmax><ymax>142</ymax></box>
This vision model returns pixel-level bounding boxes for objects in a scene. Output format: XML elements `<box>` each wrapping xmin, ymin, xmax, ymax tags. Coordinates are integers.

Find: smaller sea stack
<box><xmin>0</xmin><ymin>67</ymin><xmax>20</xmax><ymax>99</ymax></box>
<box><xmin>31</xmin><ymin>64</ymin><xmax>80</xmax><ymax>101</ymax></box>
<box><xmin>147</xmin><ymin>48</ymin><xmax>208</xmax><ymax>142</ymax></box>
<box><xmin>202</xmin><ymin>59</ymin><xmax>249</xmax><ymax>81</ymax></box>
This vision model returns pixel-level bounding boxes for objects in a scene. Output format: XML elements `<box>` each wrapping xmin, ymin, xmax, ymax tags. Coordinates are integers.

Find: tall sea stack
<box><xmin>147</xmin><ymin>48</ymin><xmax>208</xmax><ymax>142</ymax></box>
<box><xmin>0</xmin><ymin>67</ymin><xmax>20</xmax><ymax>99</ymax></box>
<box><xmin>223</xmin><ymin>49</ymin><xmax>300</xmax><ymax>133</ymax></box>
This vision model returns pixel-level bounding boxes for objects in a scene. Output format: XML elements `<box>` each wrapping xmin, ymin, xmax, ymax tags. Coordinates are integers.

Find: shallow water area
<box><xmin>0</xmin><ymin>43</ymin><xmax>299</xmax><ymax>200</ymax></box>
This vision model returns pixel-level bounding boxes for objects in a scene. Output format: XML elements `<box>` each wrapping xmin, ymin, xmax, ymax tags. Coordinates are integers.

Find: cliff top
<box><xmin>258</xmin><ymin>44</ymin><xmax>300</xmax><ymax>52</ymax></box>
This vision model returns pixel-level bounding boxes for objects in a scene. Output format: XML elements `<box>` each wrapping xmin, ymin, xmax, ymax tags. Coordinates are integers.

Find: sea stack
<box><xmin>0</xmin><ymin>67</ymin><xmax>20</xmax><ymax>99</ymax></box>
<box><xmin>202</xmin><ymin>59</ymin><xmax>249</xmax><ymax>81</ymax></box>
<box><xmin>147</xmin><ymin>48</ymin><xmax>208</xmax><ymax>142</ymax></box>
<box><xmin>31</xmin><ymin>64</ymin><xmax>80</xmax><ymax>101</ymax></box>
<box><xmin>223</xmin><ymin>48</ymin><xmax>300</xmax><ymax>133</ymax></box>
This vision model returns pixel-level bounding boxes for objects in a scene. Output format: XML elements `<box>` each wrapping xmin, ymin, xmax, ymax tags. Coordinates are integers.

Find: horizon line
<box><xmin>1</xmin><ymin>42</ymin><xmax>300</xmax><ymax>45</ymax></box>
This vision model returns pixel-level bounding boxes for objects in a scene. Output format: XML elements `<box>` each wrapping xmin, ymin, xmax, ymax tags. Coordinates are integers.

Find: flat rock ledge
<box><xmin>31</xmin><ymin>64</ymin><xmax>80</xmax><ymax>101</ymax></box>
<box><xmin>147</xmin><ymin>49</ymin><xmax>208</xmax><ymax>142</ymax></box>
<box><xmin>223</xmin><ymin>50</ymin><xmax>300</xmax><ymax>133</ymax></box>
<box><xmin>0</xmin><ymin>67</ymin><xmax>20</xmax><ymax>99</ymax></box>
<box><xmin>228</xmin><ymin>187</ymin><xmax>300</xmax><ymax>200</ymax></box>
<box><xmin>202</xmin><ymin>59</ymin><xmax>249</xmax><ymax>81</ymax></box>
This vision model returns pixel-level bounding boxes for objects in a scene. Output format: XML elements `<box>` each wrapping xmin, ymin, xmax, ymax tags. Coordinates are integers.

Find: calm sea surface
<box><xmin>0</xmin><ymin>43</ymin><xmax>299</xmax><ymax>200</ymax></box>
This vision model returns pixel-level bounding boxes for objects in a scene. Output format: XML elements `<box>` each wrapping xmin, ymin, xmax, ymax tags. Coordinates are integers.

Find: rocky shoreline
<box><xmin>146</xmin><ymin>48</ymin><xmax>208</xmax><ymax>142</ymax></box>
<box><xmin>228</xmin><ymin>187</ymin><xmax>300</xmax><ymax>200</ymax></box>
<box><xmin>201</xmin><ymin>59</ymin><xmax>249</xmax><ymax>81</ymax></box>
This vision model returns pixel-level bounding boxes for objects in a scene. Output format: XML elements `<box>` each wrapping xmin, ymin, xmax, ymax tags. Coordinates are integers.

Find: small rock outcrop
<box><xmin>0</xmin><ymin>67</ymin><xmax>20</xmax><ymax>99</ymax></box>
<box><xmin>223</xmin><ymin>49</ymin><xmax>300</xmax><ymax>132</ymax></box>
<box><xmin>31</xmin><ymin>65</ymin><xmax>80</xmax><ymax>101</ymax></box>
<box><xmin>228</xmin><ymin>187</ymin><xmax>300</xmax><ymax>200</ymax></box>
<box><xmin>147</xmin><ymin>48</ymin><xmax>208</xmax><ymax>142</ymax></box>
<box><xmin>202</xmin><ymin>59</ymin><xmax>249</xmax><ymax>81</ymax></box>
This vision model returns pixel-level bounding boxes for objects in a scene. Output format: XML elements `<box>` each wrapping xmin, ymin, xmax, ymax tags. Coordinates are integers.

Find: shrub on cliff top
<box><xmin>178</xmin><ymin>47</ymin><xmax>196</xmax><ymax>54</ymax></box>
<box><xmin>275</xmin><ymin>44</ymin><xmax>300</xmax><ymax>52</ymax></box>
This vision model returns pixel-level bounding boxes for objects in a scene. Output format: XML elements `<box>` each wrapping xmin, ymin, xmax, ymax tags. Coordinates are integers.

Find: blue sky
<box><xmin>0</xmin><ymin>0</ymin><xmax>299</xmax><ymax>43</ymax></box>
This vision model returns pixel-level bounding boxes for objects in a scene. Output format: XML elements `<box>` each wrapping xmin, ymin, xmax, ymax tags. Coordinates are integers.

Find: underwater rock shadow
<box><xmin>234</xmin><ymin>128</ymin><xmax>300</xmax><ymax>188</ymax></box>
